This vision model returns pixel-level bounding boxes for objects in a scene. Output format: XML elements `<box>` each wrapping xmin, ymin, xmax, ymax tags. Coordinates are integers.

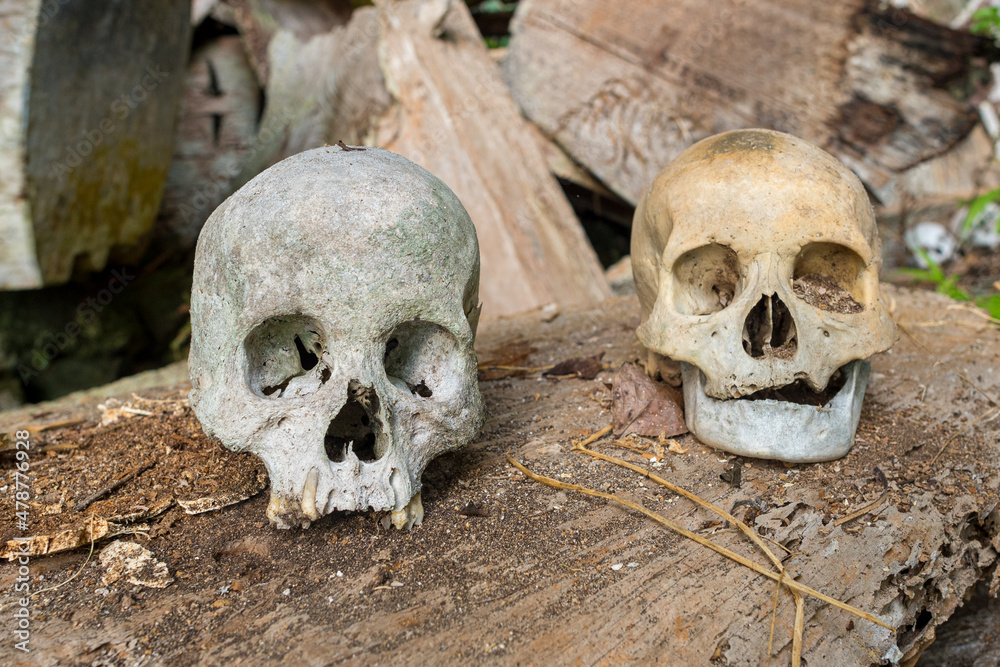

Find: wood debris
<box><xmin>99</xmin><ymin>540</ymin><xmax>174</xmax><ymax>589</ymax></box>
<box><xmin>177</xmin><ymin>470</ymin><xmax>268</xmax><ymax>515</ymax></box>
<box><xmin>543</xmin><ymin>353</ymin><xmax>604</xmax><ymax>380</ymax></box>
<box><xmin>2</xmin><ymin>518</ymin><xmax>150</xmax><ymax>561</ymax></box>
<box><xmin>503</xmin><ymin>0</ymin><xmax>990</xmax><ymax>212</ymax></box>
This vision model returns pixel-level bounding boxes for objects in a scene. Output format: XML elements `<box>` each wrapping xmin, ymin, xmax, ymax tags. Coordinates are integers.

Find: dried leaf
<box><xmin>544</xmin><ymin>352</ymin><xmax>605</xmax><ymax>380</ymax></box>
<box><xmin>477</xmin><ymin>340</ymin><xmax>539</xmax><ymax>380</ymax></box>
<box><xmin>720</xmin><ymin>459</ymin><xmax>743</xmax><ymax>489</ymax></box>
<box><xmin>611</xmin><ymin>362</ymin><xmax>687</xmax><ymax>438</ymax></box>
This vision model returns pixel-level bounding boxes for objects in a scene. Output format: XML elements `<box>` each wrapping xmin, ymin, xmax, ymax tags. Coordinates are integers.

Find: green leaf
<box><xmin>896</xmin><ymin>267</ymin><xmax>936</xmax><ymax>283</ymax></box>
<box><xmin>970</xmin><ymin>8</ymin><xmax>1000</xmax><ymax>42</ymax></box>
<box><xmin>972</xmin><ymin>6</ymin><xmax>1000</xmax><ymax>21</ymax></box>
<box><xmin>915</xmin><ymin>249</ymin><xmax>946</xmax><ymax>282</ymax></box>
<box><xmin>937</xmin><ymin>275</ymin><xmax>971</xmax><ymax>302</ymax></box>
<box><xmin>962</xmin><ymin>187</ymin><xmax>1000</xmax><ymax>237</ymax></box>
<box><xmin>974</xmin><ymin>294</ymin><xmax>1000</xmax><ymax>321</ymax></box>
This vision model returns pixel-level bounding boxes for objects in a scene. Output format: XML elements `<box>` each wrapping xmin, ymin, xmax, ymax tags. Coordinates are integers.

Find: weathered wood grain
<box><xmin>372</xmin><ymin>0</ymin><xmax>612</xmax><ymax>316</ymax></box>
<box><xmin>503</xmin><ymin>0</ymin><xmax>987</xmax><ymax>210</ymax></box>
<box><xmin>159</xmin><ymin>36</ymin><xmax>262</xmax><ymax>248</ymax></box>
<box><xmin>0</xmin><ymin>0</ymin><xmax>192</xmax><ymax>288</ymax></box>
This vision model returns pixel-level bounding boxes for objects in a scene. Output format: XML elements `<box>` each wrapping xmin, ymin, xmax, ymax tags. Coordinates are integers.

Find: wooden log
<box><xmin>0</xmin><ymin>285</ymin><xmax>995</xmax><ymax>664</ymax></box>
<box><xmin>0</xmin><ymin>0</ymin><xmax>192</xmax><ymax>289</ymax></box>
<box><xmin>226</xmin><ymin>0</ymin><xmax>355</xmax><ymax>87</ymax></box>
<box><xmin>503</xmin><ymin>0</ymin><xmax>989</xmax><ymax>211</ymax></box>
<box><xmin>159</xmin><ymin>35</ymin><xmax>263</xmax><ymax>248</ymax></box>
<box><xmin>230</xmin><ymin>5</ymin><xmax>391</xmax><ymax>182</ymax></box>
<box><xmin>371</xmin><ymin>0</ymin><xmax>611</xmax><ymax>315</ymax></box>
<box><xmin>236</xmin><ymin>0</ymin><xmax>611</xmax><ymax>316</ymax></box>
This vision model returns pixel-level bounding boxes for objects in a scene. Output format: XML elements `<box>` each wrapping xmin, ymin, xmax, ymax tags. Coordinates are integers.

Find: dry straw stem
<box><xmin>947</xmin><ymin>303</ymin><xmax>1000</xmax><ymax>325</ymax></box>
<box><xmin>767</xmin><ymin>571</ymin><xmax>802</xmax><ymax>666</ymax></box>
<box><xmin>954</xmin><ymin>371</ymin><xmax>1000</xmax><ymax>407</ymax></box>
<box><xmin>506</xmin><ymin>455</ymin><xmax>893</xmax><ymax>632</ymax></box>
<box><xmin>768</xmin><ymin>570</ymin><xmax>784</xmax><ymax>665</ymax></box>
<box><xmin>578</xmin><ymin>439</ymin><xmax>805</xmax><ymax>662</ymax></box>
<box><xmin>578</xmin><ymin>441</ymin><xmax>786</xmax><ymax>571</ymax></box>
<box><xmin>833</xmin><ymin>492</ymin><xmax>893</xmax><ymax>527</ymax></box>
<box><xmin>898</xmin><ymin>319</ymin><xmax>993</xmax><ymax>328</ymax></box>
<box><xmin>478</xmin><ymin>364</ymin><xmax>555</xmax><ymax>374</ymax></box>
<box><xmin>36</xmin><ymin>514</ymin><xmax>97</xmax><ymax>595</ymax></box>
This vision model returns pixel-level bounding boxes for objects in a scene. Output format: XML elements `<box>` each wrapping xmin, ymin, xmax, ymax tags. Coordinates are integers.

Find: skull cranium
<box><xmin>188</xmin><ymin>146</ymin><xmax>484</xmax><ymax>529</ymax></box>
<box><xmin>632</xmin><ymin>129</ymin><xmax>896</xmax><ymax>462</ymax></box>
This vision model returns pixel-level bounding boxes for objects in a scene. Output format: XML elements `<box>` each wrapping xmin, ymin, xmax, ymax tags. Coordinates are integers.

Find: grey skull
<box><xmin>188</xmin><ymin>146</ymin><xmax>485</xmax><ymax>528</ymax></box>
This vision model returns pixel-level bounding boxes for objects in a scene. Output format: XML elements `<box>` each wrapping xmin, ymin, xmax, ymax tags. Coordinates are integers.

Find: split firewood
<box><xmin>503</xmin><ymin>0</ymin><xmax>995</xmax><ymax>213</ymax></box>
<box><xmin>370</xmin><ymin>0</ymin><xmax>611</xmax><ymax>316</ymax></box>
<box><xmin>159</xmin><ymin>35</ymin><xmax>263</xmax><ymax>247</ymax></box>
<box><xmin>227</xmin><ymin>0</ymin><xmax>611</xmax><ymax>316</ymax></box>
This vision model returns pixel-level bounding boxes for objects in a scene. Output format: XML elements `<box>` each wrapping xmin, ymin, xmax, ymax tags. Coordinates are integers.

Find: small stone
<box><xmin>611</xmin><ymin>563</ymin><xmax>623</xmax><ymax>571</ymax></box>
<box><xmin>282</xmin><ymin>588</ymin><xmax>291</xmax><ymax>596</ymax></box>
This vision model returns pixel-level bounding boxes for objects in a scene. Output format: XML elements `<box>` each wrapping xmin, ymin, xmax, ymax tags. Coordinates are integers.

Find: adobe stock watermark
<box><xmin>9</xmin><ymin>429</ymin><xmax>32</xmax><ymax>653</ymax></box>
<box><xmin>175</xmin><ymin>109</ymin><xmax>293</xmax><ymax>225</ymax></box>
<box><xmin>17</xmin><ymin>268</ymin><xmax>136</xmax><ymax>384</ymax></box>
<box><xmin>10</xmin><ymin>0</ymin><xmax>71</xmax><ymax>42</ymax></box>
<box><xmin>48</xmin><ymin>65</ymin><xmax>171</xmax><ymax>181</ymax></box>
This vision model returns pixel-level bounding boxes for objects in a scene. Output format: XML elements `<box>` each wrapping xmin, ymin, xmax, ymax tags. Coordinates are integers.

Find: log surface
<box><xmin>0</xmin><ymin>286</ymin><xmax>996</xmax><ymax>665</ymax></box>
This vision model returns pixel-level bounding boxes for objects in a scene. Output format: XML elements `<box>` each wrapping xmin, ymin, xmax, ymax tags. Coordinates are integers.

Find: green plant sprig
<box><xmin>897</xmin><ymin>249</ymin><xmax>1000</xmax><ymax>321</ymax></box>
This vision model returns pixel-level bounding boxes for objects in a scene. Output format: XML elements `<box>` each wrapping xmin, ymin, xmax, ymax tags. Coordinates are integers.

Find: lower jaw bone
<box><xmin>681</xmin><ymin>360</ymin><xmax>871</xmax><ymax>463</ymax></box>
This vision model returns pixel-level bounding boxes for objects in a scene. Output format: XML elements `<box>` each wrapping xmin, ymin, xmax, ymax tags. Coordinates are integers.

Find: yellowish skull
<box><xmin>632</xmin><ymin>129</ymin><xmax>896</xmax><ymax>461</ymax></box>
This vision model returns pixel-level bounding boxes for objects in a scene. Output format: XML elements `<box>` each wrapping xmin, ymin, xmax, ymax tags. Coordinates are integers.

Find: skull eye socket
<box><xmin>671</xmin><ymin>244</ymin><xmax>740</xmax><ymax>315</ymax></box>
<box><xmin>383</xmin><ymin>321</ymin><xmax>462</xmax><ymax>400</ymax></box>
<box><xmin>792</xmin><ymin>243</ymin><xmax>866</xmax><ymax>313</ymax></box>
<box><xmin>244</xmin><ymin>315</ymin><xmax>330</xmax><ymax>399</ymax></box>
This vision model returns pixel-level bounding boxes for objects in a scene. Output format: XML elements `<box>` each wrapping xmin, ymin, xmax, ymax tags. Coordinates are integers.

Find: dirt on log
<box><xmin>0</xmin><ymin>286</ymin><xmax>997</xmax><ymax>665</ymax></box>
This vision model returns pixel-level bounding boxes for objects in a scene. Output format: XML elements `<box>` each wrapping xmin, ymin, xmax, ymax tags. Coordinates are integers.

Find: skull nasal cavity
<box><xmin>325</xmin><ymin>381</ymin><xmax>383</xmax><ymax>463</ymax></box>
<box><xmin>743</xmin><ymin>295</ymin><xmax>797</xmax><ymax>359</ymax></box>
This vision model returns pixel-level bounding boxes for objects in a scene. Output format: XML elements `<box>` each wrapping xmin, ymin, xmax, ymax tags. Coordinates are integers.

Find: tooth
<box><xmin>301</xmin><ymin>468</ymin><xmax>320</xmax><ymax>521</ymax></box>
<box><xmin>267</xmin><ymin>492</ymin><xmax>296</xmax><ymax>530</ymax></box>
<box><xmin>391</xmin><ymin>492</ymin><xmax>424</xmax><ymax>530</ymax></box>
